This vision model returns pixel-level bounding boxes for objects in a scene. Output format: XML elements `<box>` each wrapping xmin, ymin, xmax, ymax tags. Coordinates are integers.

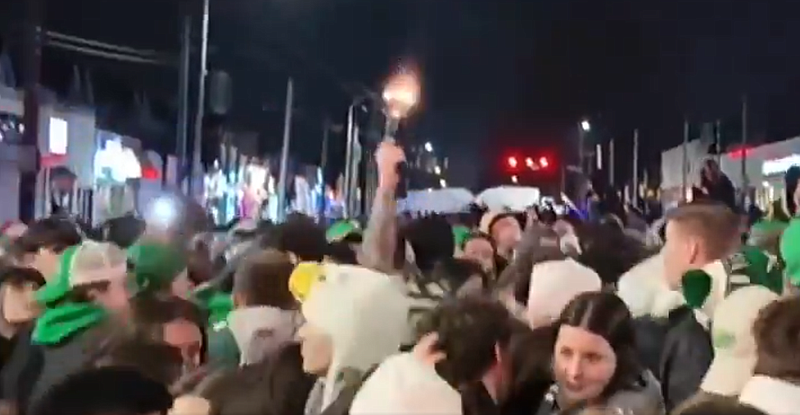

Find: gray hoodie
<box><xmin>536</xmin><ymin>370</ymin><xmax>665</xmax><ymax>415</ymax></box>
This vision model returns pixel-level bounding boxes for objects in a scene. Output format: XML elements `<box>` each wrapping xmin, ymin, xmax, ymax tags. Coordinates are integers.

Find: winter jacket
<box><xmin>26</xmin><ymin>325</ymin><xmax>105</xmax><ymax>412</ymax></box>
<box><xmin>0</xmin><ymin>326</ymin><xmax>41</xmax><ymax>412</ymax></box>
<box><xmin>535</xmin><ymin>370</ymin><xmax>665</xmax><ymax>415</ymax></box>
<box><xmin>658</xmin><ymin>306</ymin><xmax>713</xmax><ymax>412</ymax></box>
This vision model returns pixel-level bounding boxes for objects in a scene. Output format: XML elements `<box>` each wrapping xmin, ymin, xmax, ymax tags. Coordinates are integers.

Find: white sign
<box><xmin>48</xmin><ymin>117</ymin><xmax>68</xmax><ymax>155</ymax></box>
<box><xmin>762</xmin><ymin>154</ymin><xmax>800</xmax><ymax>176</ymax></box>
<box><xmin>94</xmin><ymin>139</ymin><xmax>141</xmax><ymax>183</ymax></box>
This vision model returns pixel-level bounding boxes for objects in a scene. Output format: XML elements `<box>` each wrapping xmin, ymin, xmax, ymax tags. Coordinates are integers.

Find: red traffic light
<box><xmin>507</xmin><ymin>156</ymin><xmax>518</xmax><ymax>168</ymax></box>
<box><xmin>539</xmin><ymin>157</ymin><xmax>549</xmax><ymax>168</ymax></box>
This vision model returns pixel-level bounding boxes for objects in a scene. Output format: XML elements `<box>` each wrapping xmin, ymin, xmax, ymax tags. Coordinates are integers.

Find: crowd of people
<box><xmin>0</xmin><ymin>141</ymin><xmax>797</xmax><ymax>415</ymax></box>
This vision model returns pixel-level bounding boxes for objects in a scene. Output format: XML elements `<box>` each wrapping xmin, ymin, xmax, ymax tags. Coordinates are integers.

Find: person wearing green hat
<box><xmin>28</xmin><ymin>241</ymin><xmax>133</xmax><ymax>409</ymax></box>
<box><xmin>326</xmin><ymin>220</ymin><xmax>362</xmax><ymax>244</ymax></box>
<box><xmin>127</xmin><ymin>240</ymin><xmax>191</xmax><ymax>299</ymax></box>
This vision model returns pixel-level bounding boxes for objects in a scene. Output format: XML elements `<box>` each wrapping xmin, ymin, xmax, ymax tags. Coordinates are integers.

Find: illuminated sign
<box><xmin>49</xmin><ymin>117</ymin><xmax>68</xmax><ymax>155</ymax></box>
<box><xmin>94</xmin><ymin>139</ymin><xmax>141</xmax><ymax>183</ymax></box>
<box><xmin>762</xmin><ymin>154</ymin><xmax>800</xmax><ymax>176</ymax></box>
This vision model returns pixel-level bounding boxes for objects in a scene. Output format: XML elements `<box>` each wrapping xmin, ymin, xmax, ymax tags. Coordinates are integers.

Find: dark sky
<box><xmin>4</xmin><ymin>0</ymin><xmax>800</xmax><ymax>189</ymax></box>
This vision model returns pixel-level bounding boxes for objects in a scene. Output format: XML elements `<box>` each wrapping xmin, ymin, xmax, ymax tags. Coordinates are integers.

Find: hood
<box><xmin>739</xmin><ymin>376</ymin><xmax>800</xmax><ymax>415</ymax></box>
<box><xmin>617</xmin><ymin>253</ymin><xmax>679</xmax><ymax>318</ymax></box>
<box><xmin>227</xmin><ymin>306</ymin><xmax>300</xmax><ymax>365</ymax></box>
<box><xmin>302</xmin><ymin>264</ymin><xmax>411</xmax><ymax>409</ymax></box>
<box><xmin>604</xmin><ymin>370</ymin><xmax>665</xmax><ymax>415</ymax></box>
<box><xmin>526</xmin><ymin>258</ymin><xmax>601</xmax><ymax>327</ymax></box>
<box><xmin>32</xmin><ymin>302</ymin><xmax>106</xmax><ymax>345</ymax></box>
<box><xmin>350</xmin><ymin>352</ymin><xmax>462</xmax><ymax>415</ymax></box>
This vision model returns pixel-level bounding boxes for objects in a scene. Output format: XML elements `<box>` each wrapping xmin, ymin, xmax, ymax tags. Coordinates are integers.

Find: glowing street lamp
<box><xmin>581</xmin><ymin>120</ymin><xmax>591</xmax><ymax>132</ymax></box>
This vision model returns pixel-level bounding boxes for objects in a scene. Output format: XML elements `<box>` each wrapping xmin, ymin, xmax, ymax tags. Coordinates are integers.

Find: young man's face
<box><xmin>94</xmin><ymin>277</ymin><xmax>131</xmax><ymax>317</ymax></box>
<box><xmin>163</xmin><ymin>318</ymin><xmax>203</xmax><ymax>368</ymax></box>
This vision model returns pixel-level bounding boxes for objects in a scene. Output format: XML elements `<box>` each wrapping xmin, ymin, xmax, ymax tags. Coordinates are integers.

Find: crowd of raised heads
<box><xmin>0</xmin><ymin>142</ymin><xmax>799</xmax><ymax>415</ymax></box>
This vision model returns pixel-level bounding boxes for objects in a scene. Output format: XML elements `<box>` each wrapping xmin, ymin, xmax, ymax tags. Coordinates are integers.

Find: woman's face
<box><xmin>553</xmin><ymin>325</ymin><xmax>617</xmax><ymax>405</ymax></box>
<box><xmin>463</xmin><ymin>238</ymin><xmax>495</xmax><ymax>272</ymax></box>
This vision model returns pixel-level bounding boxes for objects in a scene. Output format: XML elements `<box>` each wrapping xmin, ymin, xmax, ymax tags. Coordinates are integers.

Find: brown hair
<box><xmin>752</xmin><ymin>297</ymin><xmax>800</xmax><ymax>382</ymax></box>
<box><xmin>130</xmin><ymin>294</ymin><xmax>206</xmax><ymax>342</ymax></box>
<box><xmin>666</xmin><ymin>202</ymin><xmax>740</xmax><ymax>260</ymax></box>
<box><xmin>232</xmin><ymin>249</ymin><xmax>296</xmax><ymax>310</ymax></box>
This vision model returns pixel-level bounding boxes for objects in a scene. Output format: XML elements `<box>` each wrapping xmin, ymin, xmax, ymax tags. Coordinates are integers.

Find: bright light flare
<box><xmin>508</xmin><ymin>157</ymin><xmax>518</xmax><ymax>168</ymax></box>
<box><xmin>439</xmin><ymin>179</ymin><xmax>447</xmax><ymax>188</ymax></box>
<box><xmin>424</xmin><ymin>142</ymin><xmax>433</xmax><ymax>152</ymax></box>
<box><xmin>539</xmin><ymin>157</ymin><xmax>549</xmax><ymax>168</ymax></box>
<box><xmin>434</xmin><ymin>165</ymin><xmax>442</xmax><ymax>175</ymax></box>
<box><xmin>146</xmin><ymin>197</ymin><xmax>178</xmax><ymax>229</ymax></box>
<box><xmin>525</xmin><ymin>157</ymin><xmax>534</xmax><ymax>168</ymax></box>
<box><xmin>511</xmin><ymin>175</ymin><xmax>519</xmax><ymax>184</ymax></box>
<box><xmin>383</xmin><ymin>71</ymin><xmax>420</xmax><ymax>119</ymax></box>
<box><xmin>581</xmin><ymin>120</ymin><xmax>591</xmax><ymax>132</ymax></box>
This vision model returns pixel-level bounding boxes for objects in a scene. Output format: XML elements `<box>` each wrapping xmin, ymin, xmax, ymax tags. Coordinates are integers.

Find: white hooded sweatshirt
<box><xmin>302</xmin><ymin>264</ymin><xmax>411</xmax><ymax>413</ymax></box>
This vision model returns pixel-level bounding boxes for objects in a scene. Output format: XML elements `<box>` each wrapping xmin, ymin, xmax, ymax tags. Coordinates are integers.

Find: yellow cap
<box><xmin>289</xmin><ymin>262</ymin><xmax>324</xmax><ymax>303</ymax></box>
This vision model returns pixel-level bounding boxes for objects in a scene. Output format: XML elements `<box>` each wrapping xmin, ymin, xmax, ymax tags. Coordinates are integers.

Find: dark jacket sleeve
<box><xmin>659</xmin><ymin>308</ymin><xmax>713</xmax><ymax>412</ymax></box>
<box><xmin>1</xmin><ymin>326</ymin><xmax>42</xmax><ymax>410</ymax></box>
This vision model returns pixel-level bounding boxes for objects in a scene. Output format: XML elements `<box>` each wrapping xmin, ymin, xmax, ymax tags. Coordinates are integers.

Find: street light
<box><xmin>581</xmin><ymin>120</ymin><xmax>591</xmax><ymax>132</ymax></box>
<box><xmin>434</xmin><ymin>165</ymin><xmax>442</xmax><ymax>175</ymax></box>
<box><xmin>439</xmin><ymin>178</ymin><xmax>447</xmax><ymax>188</ymax></box>
<box><xmin>424</xmin><ymin>142</ymin><xmax>433</xmax><ymax>152</ymax></box>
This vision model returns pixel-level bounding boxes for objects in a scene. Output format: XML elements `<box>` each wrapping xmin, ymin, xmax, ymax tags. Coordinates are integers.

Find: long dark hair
<box><xmin>557</xmin><ymin>292</ymin><xmax>644</xmax><ymax>399</ymax></box>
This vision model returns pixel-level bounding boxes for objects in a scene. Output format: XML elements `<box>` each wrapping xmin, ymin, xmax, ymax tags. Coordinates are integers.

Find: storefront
<box><xmin>92</xmin><ymin>131</ymin><xmax>162</xmax><ymax>223</ymax></box>
<box><xmin>719</xmin><ymin>136</ymin><xmax>800</xmax><ymax>209</ymax></box>
<box><xmin>0</xmin><ymin>86</ymin><xmax>98</xmax><ymax>220</ymax></box>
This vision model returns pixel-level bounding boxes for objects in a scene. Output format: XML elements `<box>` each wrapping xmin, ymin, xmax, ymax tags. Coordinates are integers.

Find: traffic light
<box><xmin>539</xmin><ymin>157</ymin><xmax>549</xmax><ymax>168</ymax></box>
<box><xmin>507</xmin><ymin>156</ymin><xmax>518</xmax><ymax>168</ymax></box>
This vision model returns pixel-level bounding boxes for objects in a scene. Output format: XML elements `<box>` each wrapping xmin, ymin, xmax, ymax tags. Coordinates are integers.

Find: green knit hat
<box><xmin>127</xmin><ymin>242</ymin><xmax>188</xmax><ymax>294</ymax></box>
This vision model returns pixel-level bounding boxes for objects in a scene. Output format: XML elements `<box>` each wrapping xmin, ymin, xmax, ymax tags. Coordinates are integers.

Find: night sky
<box><xmin>3</xmin><ymin>0</ymin><xmax>800</xmax><ymax>190</ymax></box>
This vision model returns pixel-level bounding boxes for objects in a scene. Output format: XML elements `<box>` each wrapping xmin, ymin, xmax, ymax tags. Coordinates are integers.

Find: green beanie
<box><xmin>128</xmin><ymin>242</ymin><xmax>187</xmax><ymax>294</ymax></box>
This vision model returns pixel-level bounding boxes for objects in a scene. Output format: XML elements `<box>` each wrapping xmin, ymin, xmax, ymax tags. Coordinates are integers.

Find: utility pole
<box><xmin>632</xmin><ymin>129</ymin><xmax>639</xmax><ymax>206</ymax></box>
<box><xmin>20</xmin><ymin>0</ymin><xmax>44</xmax><ymax>221</ymax></box>
<box><xmin>342</xmin><ymin>104</ymin><xmax>356</xmax><ymax>219</ymax></box>
<box><xmin>189</xmin><ymin>0</ymin><xmax>210</xmax><ymax>196</ymax></box>
<box><xmin>276</xmin><ymin>78</ymin><xmax>294</xmax><ymax>222</ymax></box>
<box><xmin>682</xmin><ymin>119</ymin><xmax>689</xmax><ymax>202</ymax></box>
<box><xmin>318</xmin><ymin>118</ymin><xmax>330</xmax><ymax>222</ymax></box>
<box><xmin>176</xmin><ymin>11</ymin><xmax>191</xmax><ymax>190</ymax></box>
<box><xmin>608</xmin><ymin>138</ymin><xmax>615</xmax><ymax>187</ymax></box>
<box><xmin>741</xmin><ymin>95</ymin><xmax>748</xmax><ymax>207</ymax></box>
